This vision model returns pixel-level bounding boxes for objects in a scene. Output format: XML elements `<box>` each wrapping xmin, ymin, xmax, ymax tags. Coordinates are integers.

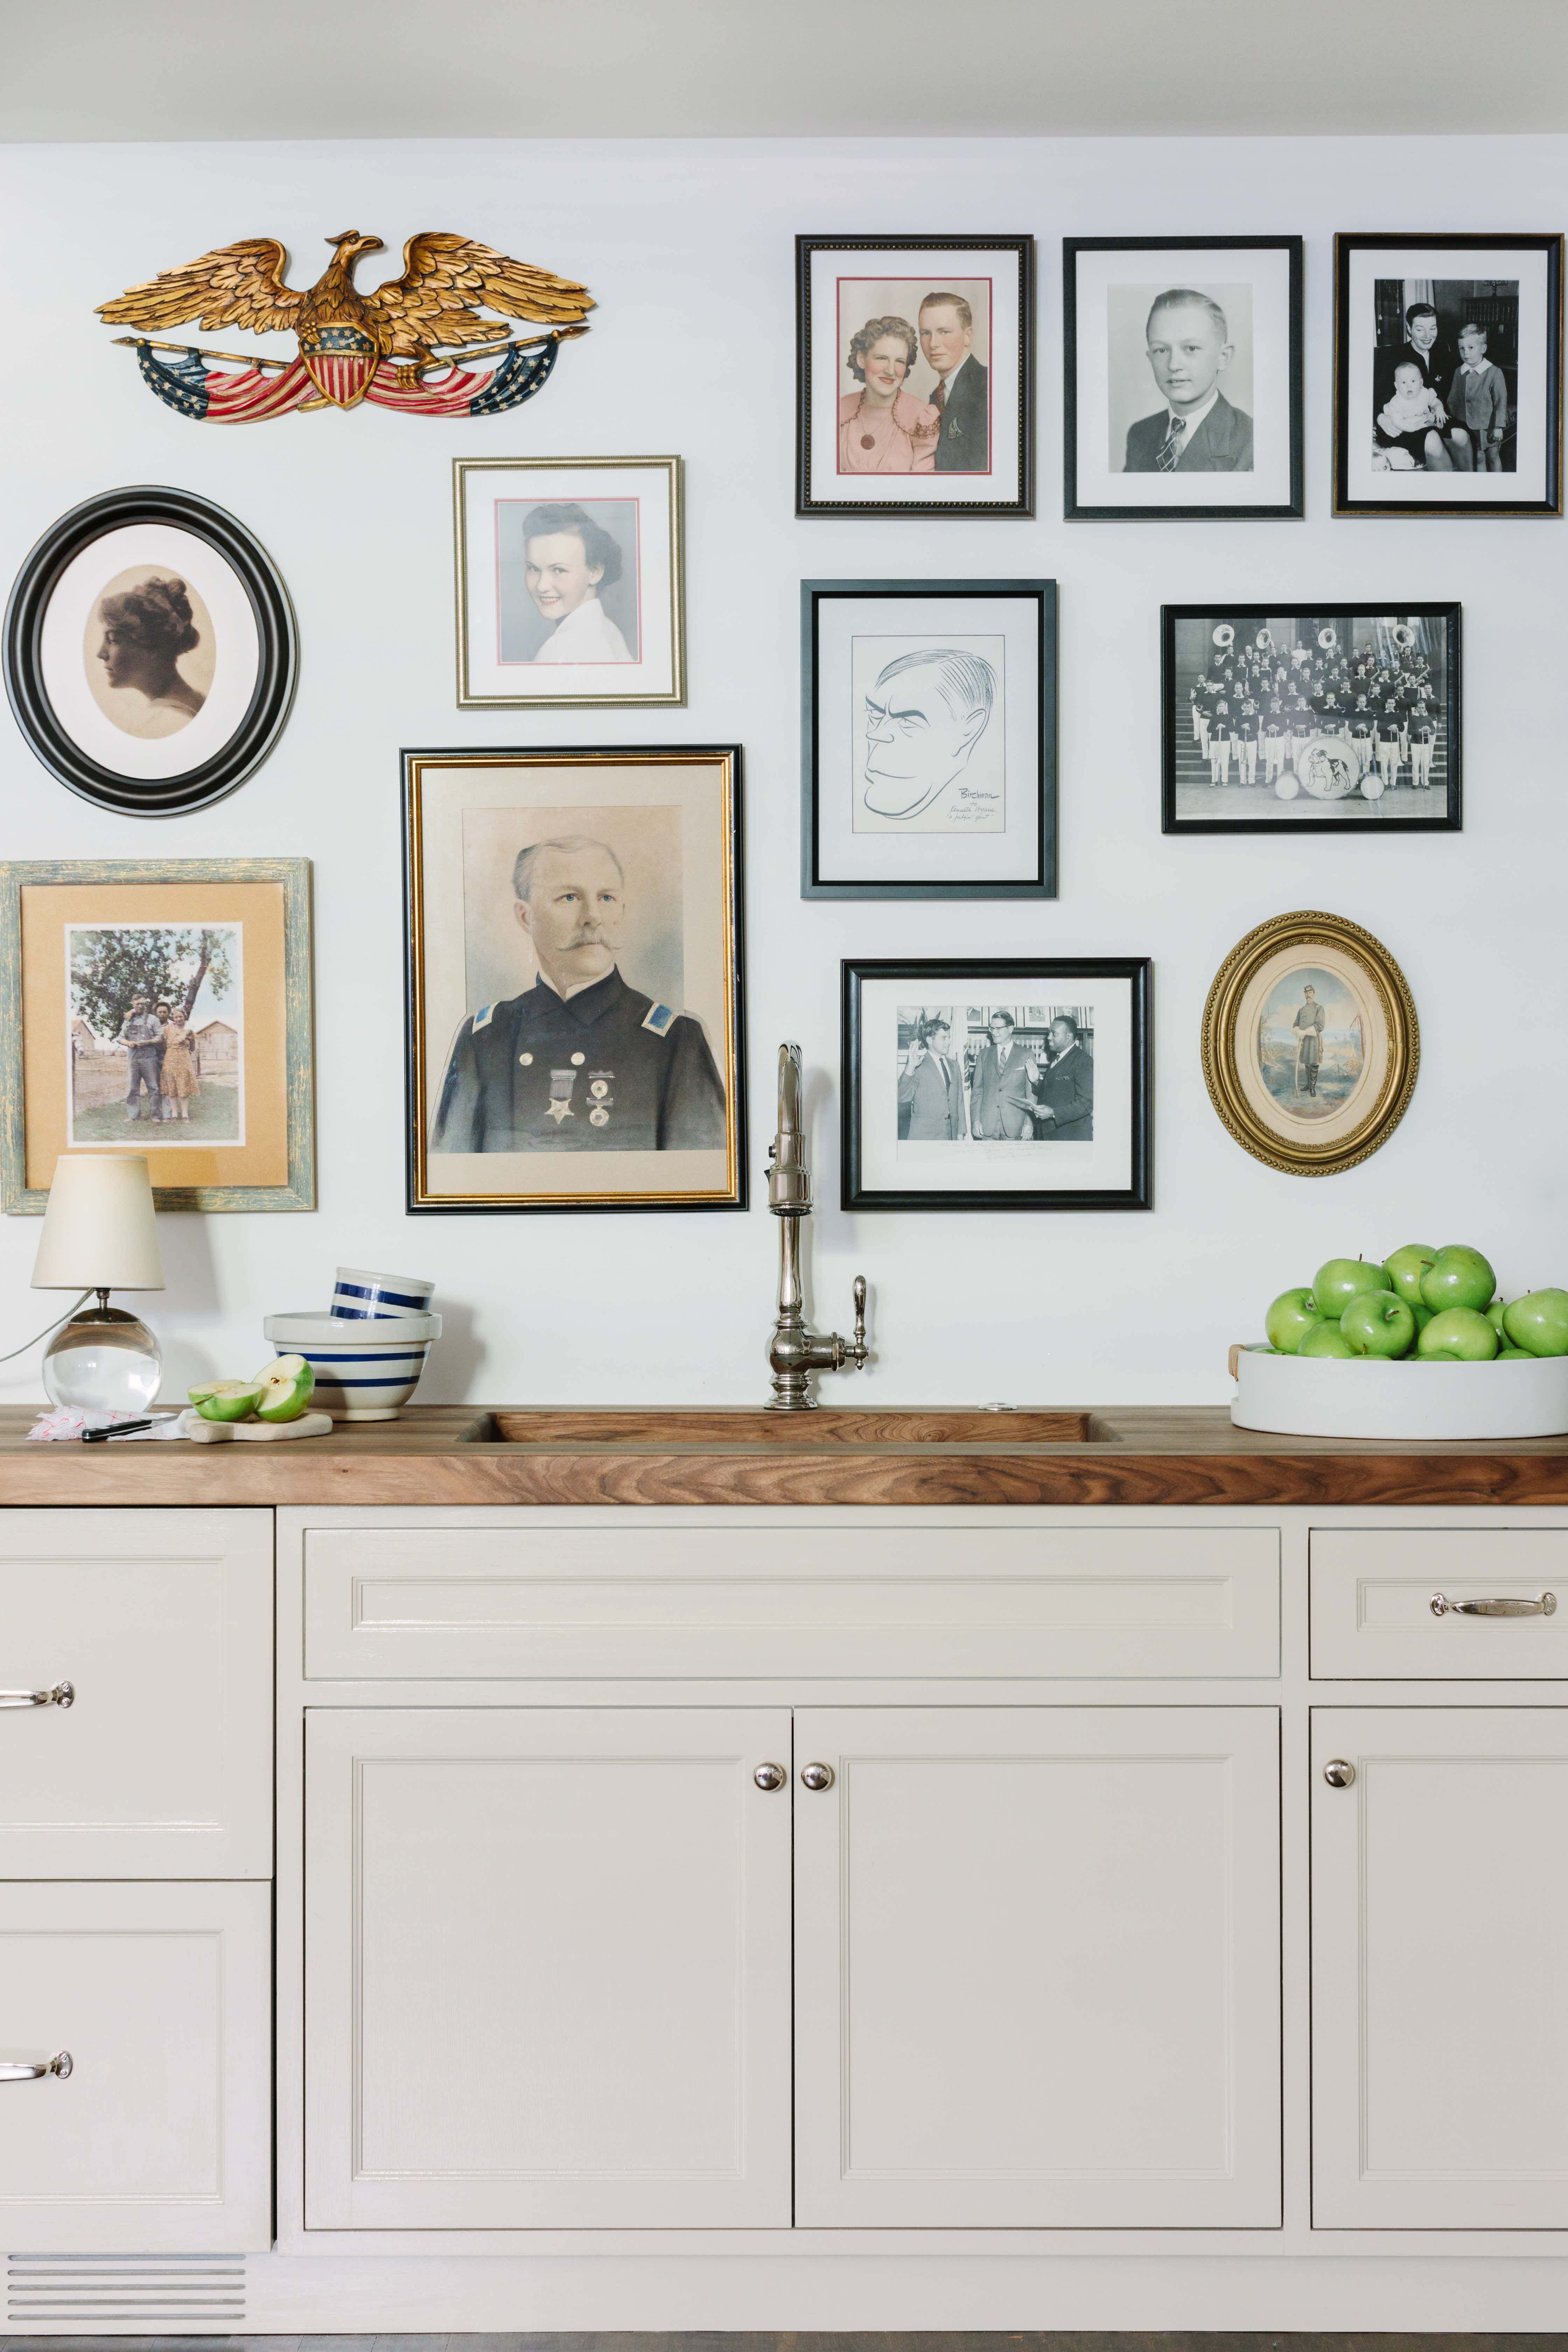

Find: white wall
<box><xmin>2</xmin><ymin>134</ymin><xmax>1565</xmax><ymax>1409</ymax></box>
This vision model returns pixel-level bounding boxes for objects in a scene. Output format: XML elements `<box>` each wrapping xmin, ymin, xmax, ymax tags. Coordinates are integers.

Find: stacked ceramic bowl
<box><xmin>264</xmin><ymin>1267</ymin><xmax>441</xmax><ymax>1421</ymax></box>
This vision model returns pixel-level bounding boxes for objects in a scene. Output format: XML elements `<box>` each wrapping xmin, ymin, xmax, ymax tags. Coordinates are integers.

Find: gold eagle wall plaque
<box><xmin>96</xmin><ymin>229</ymin><xmax>593</xmax><ymax>422</ymax></box>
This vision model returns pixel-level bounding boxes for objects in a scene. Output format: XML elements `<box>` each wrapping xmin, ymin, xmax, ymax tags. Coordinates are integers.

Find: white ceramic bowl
<box><xmin>330</xmin><ymin>1266</ymin><xmax>436</xmax><ymax>1320</ymax></box>
<box><xmin>1232</xmin><ymin>1344</ymin><xmax>1568</xmax><ymax>1440</ymax></box>
<box><xmin>264</xmin><ymin>1311</ymin><xmax>441</xmax><ymax>1421</ymax></box>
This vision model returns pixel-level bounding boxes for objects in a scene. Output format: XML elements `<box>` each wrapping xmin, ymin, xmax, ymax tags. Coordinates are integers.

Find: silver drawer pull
<box><xmin>0</xmin><ymin>1681</ymin><xmax>74</xmax><ymax>1710</ymax></box>
<box><xmin>0</xmin><ymin>2051</ymin><xmax>72</xmax><ymax>2082</ymax></box>
<box><xmin>1430</xmin><ymin>1592</ymin><xmax>1557</xmax><ymax>1619</ymax></box>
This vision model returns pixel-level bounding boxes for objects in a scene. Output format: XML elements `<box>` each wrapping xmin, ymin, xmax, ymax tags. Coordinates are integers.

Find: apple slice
<box><xmin>196</xmin><ymin>1380</ymin><xmax>264</xmax><ymax>1423</ymax></box>
<box><xmin>251</xmin><ymin>1354</ymin><xmax>315</xmax><ymax>1423</ymax></box>
<box><xmin>187</xmin><ymin>1381</ymin><xmax>220</xmax><ymax>1404</ymax></box>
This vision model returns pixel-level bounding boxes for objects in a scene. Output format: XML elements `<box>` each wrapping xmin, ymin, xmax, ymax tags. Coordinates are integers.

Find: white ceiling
<box><xmin>6</xmin><ymin>0</ymin><xmax>1568</xmax><ymax>141</ymax></box>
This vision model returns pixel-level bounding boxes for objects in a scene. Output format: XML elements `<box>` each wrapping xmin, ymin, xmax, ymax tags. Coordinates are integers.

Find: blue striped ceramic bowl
<box><xmin>263</xmin><ymin>1311</ymin><xmax>441</xmax><ymax>1421</ymax></box>
<box><xmin>330</xmin><ymin>1266</ymin><xmax>435</xmax><ymax>1321</ymax></box>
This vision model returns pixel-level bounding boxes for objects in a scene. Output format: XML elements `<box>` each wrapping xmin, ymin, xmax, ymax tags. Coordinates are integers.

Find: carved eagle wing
<box><xmin>362</xmin><ymin>232</ymin><xmax>594</xmax><ymax>356</ymax></box>
<box><xmin>97</xmin><ymin>239</ymin><xmax>304</xmax><ymax>335</ymax></box>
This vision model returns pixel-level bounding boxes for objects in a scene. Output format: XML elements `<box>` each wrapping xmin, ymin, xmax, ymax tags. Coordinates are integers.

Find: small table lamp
<box><xmin>32</xmin><ymin>1155</ymin><xmax>166</xmax><ymax>1414</ymax></box>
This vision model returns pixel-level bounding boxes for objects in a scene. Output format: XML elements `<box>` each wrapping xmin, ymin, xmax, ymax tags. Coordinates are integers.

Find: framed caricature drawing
<box><xmin>801</xmin><ymin>579</ymin><xmax>1056</xmax><ymax>897</ymax></box>
<box><xmin>404</xmin><ymin>746</ymin><xmax>744</xmax><ymax>1213</ymax></box>
<box><xmin>796</xmin><ymin>236</ymin><xmax>1034</xmax><ymax>517</ymax></box>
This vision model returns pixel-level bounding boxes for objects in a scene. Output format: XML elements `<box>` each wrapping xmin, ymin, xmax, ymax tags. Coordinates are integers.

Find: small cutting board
<box><xmin>186</xmin><ymin>1409</ymin><xmax>335</xmax><ymax>1443</ymax></box>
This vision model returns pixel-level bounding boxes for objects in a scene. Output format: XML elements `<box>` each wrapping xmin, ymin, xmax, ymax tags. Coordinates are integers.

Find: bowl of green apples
<box><xmin>1233</xmin><ymin>1245</ymin><xmax>1568</xmax><ymax>1438</ymax></box>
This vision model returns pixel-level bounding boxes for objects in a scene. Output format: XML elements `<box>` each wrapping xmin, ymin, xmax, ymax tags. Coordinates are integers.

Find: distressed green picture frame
<box><xmin>0</xmin><ymin>856</ymin><xmax>315</xmax><ymax>1213</ymax></box>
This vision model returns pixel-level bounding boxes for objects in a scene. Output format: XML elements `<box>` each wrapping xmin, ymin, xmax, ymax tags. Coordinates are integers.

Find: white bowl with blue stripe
<box><xmin>264</xmin><ymin>1311</ymin><xmax>441</xmax><ymax>1421</ymax></box>
<box><xmin>330</xmin><ymin>1266</ymin><xmax>435</xmax><ymax>1321</ymax></box>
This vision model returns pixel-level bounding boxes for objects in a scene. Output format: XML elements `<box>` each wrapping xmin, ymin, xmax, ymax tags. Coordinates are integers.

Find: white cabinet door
<box><xmin>0</xmin><ymin>1508</ymin><xmax>272</xmax><ymax>1877</ymax></box>
<box><xmin>304</xmin><ymin>1707</ymin><xmax>792</xmax><ymax>2229</ymax></box>
<box><xmin>1312</xmin><ymin>1707</ymin><xmax>1568</xmax><ymax>2227</ymax></box>
<box><xmin>0</xmin><ymin>1882</ymin><xmax>272</xmax><ymax>2252</ymax></box>
<box><xmin>795</xmin><ymin>1707</ymin><xmax>1281</xmax><ymax>2227</ymax></box>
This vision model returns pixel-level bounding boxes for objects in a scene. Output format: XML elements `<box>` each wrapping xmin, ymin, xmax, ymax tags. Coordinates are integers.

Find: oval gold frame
<box><xmin>1201</xmin><ymin>909</ymin><xmax>1419</xmax><ymax>1177</ymax></box>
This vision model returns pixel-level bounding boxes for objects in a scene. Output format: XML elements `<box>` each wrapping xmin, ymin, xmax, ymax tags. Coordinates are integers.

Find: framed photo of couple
<box><xmin>800</xmin><ymin>579</ymin><xmax>1057</xmax><ymax>898</ymax></box>
<box><xmin>1063</xmin><ymin>237</ymin><xmax>1304</xmax><ymax>521</ymax></box>
<box><xmin>842</xmin><ymin>957</ymin><xmax>1153</xmax><ymax>1213</ymax></box>
<box><xmin>796</xmin><ymin>236</ymin><xmax>1034</xmax><ymax>517</ymax></box>
<box><xmin>1334</xmin><ymin>233</ymin><xmax>1564</xmax><ymax>517</ymax></box>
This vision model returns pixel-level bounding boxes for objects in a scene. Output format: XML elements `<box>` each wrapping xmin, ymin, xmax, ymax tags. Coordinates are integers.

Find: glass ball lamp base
<box><xmin>42</xmin><ymin>1294</ymin><xmax>162</xmax><ymax>1417</ymax></box>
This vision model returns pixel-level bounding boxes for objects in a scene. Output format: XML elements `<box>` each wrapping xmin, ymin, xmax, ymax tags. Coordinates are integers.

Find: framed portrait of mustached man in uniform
<box><xmin>403</xmin><ymin>746</ymin><xmax>745</xmax><ymax>1212</ymax></box>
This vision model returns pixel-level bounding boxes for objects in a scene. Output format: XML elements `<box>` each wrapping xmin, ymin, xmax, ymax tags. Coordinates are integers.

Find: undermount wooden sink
<box><xmin>482</xmin><ymin>1408</ymin><xmax>1094</xmax><ymax>1446</ymax></box>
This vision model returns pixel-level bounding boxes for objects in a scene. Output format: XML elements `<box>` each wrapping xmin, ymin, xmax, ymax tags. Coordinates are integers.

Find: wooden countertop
<box><xmin>4</xmin><ymin>1402</ymin><xmax>1568</xmax><ymax>1507</ymax></box>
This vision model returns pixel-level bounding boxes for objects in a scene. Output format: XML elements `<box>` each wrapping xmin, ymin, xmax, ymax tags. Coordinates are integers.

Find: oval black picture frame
<box><xmin>3</xmin><ymin>485</ymin><xmax>297</xmax><ymax>817</ymax></box>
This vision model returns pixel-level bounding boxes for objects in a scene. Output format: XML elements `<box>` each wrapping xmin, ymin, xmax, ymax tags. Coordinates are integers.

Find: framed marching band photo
<box><xmin>841</xmin><ymin>956</ymin><xmax>1152</xmax><ymax>1213</ymax></box>
<box><xmin>800</xmin><ymin>579</ymin><xmax>1057</xmax><ymax>899</ymax></box>
<box><xmin>796</xmin><ymin>235</ymin><xmax>1034</xmax><ymax>518</ymax></box>
<box><xmin>1064</xmin><ymin>236</ymin><xmax>1304</xmax><ymax>520</ymax></box>
<box><xmin>1161</xmin><ymin>603</ymin><xmax>1462</xmax><ymax>835</ymax></box>
<box><xmin>1334</xmin><ymin>233</ymin><xmax>1564</xmax><ymax>517</ymax></box>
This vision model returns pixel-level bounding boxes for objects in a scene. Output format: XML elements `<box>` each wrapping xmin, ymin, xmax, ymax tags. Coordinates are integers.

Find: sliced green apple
<box><xmin>187</xmin><ymin>1381</ymin><xmax>220</xmax><ymax>1404</ymax></box>
<box><xmin>251</xmin><ymin>1354</ymin><xmax>315</xmax><ymax>1422</ymax></box>
<box><xmin>196</xmin><ymin>1380</ymin><xmax>264</xmax><ymax>1423</ymax></box>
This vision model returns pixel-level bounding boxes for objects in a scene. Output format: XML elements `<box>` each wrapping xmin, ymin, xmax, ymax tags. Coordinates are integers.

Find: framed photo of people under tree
<box><xmin>796</xmin><ymin>236</ymin><xmax>1034</xmax><ymax>517</ymax></box>
<box><xmin>1161</xmin><ymin>603</ymin><xmax>1462</xmax><ymax>835</ymax></box>
<box><xmin>1334</xmin><ymin>233</ymin><xmax>1563</xmax><ymax>517</ymax></box>
<box><xmin>841</xmin><ymin>957</ymin><xmax>1152</xmax><ymax>1213</ymax></box>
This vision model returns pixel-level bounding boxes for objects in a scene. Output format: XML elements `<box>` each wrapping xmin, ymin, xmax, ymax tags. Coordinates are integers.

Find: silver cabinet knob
<box><xmin>1323</xmin><ymin>1758</ymin><xmax>1356</xmax><ymax>1788</ymax></box>
<box><xmin>0</xmin><ymin>1681</ymin><xmax>73</xmax><ymax>1712</ymax></box>
<box><xmin>752</xmin><ymin>1762</ymin><xmax>786</xmax><ymax>1791</ymax></box>
<box><xmin>800</xmin><ymin>1761</ymin><xmax>835</xmax><ymax>1791</ymax></box>
<box><xmin>0</xmin><ymin>2051</ymin><xmax>71</xmax><ymax>2082</ymax></box>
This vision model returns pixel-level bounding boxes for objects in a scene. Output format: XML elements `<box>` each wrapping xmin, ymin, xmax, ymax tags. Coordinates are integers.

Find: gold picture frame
<box><xmin>453</xmin><ymin>455</ymin><xmax>685</xmax><ymax>709</ymax></box>
<box><xmin>1201</xmin><ymin>909</ymin><xmax>1418</xmax><ymax>1177</ymax></box>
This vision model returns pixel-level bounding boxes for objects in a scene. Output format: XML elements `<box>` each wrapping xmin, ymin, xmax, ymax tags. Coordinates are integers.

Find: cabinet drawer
<box><xmin>1311</xmin><ymin>1529</ymin><xmax>1568</xmax><ymax>1678</ymax></box>
<box><xmin>0</xmin><ymin>1510</ymin><xmax>272</xmax><ymax>1874</ymax></box>
<box><xmin>302</xmin><ymin>1522</ymin><xmax>1280</xmax><ymax>1681</ymax></box>
<box><xmin>0</xmin><ymin>1881</ymin><xmax>271</xmax><ymax>2251</ymax></box>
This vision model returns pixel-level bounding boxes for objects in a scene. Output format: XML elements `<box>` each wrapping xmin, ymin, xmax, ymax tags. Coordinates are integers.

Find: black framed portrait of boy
<box><xmin>1063</xmin><ymin>237</ymin><xmax>1303</xmax><ymax>521</ymax></box>
<box><xmin>404</xmin><ymin>746</ymin><xmax>745</xmax><ymax>1214</ymax></box>
<box><xmin>1161</xmin><ymin>604</ymin><xmax>1462</xmax><ymax>835</ymax></box>
<box><xmin>841</xmin><ymin>958</ymin><xmax>1152</xmax><ymax>1214</ymax></box>
<box><xmin>800</xmin><ymin>580</ymin><xmax>1056</xmax><ymax>899</ymax></box>
<box><xmin>1334</xmin><ymin>234</ymin><xmax>1563</xmax><ymax>517</ymax></box>
<box><xmin>796</xmin><ymin>236</ymin><xmax>1033</xmax><ymax>518</ymax></box>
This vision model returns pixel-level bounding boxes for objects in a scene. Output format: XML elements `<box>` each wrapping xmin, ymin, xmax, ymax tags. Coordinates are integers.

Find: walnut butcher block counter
<box><xmin>4</xmin><ymin>1400</ymin><xmax>1568</xmax><ymax>1505</ymax></box>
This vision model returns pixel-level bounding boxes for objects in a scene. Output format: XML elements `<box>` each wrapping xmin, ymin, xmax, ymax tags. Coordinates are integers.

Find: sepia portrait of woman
<box><xmin>522</xmin><ymin>502</ymin><xmax>634</xmax><ymax>664</ymax></box>
<box><xmin>89</xmin><ymin>574</ymin><xmax>209</xmax><ymax>737</ymax></box>
<box><xmin>838</xmin><ymin>316</ymin><xmax>939</xmax><ymax>474</ymax></box>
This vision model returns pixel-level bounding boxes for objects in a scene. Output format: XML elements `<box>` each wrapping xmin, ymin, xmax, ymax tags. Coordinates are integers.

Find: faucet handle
<box><xmin>848</xmin><ymin>1275</ymin><xmax>868</xmax><ymax>1369</ymax></box>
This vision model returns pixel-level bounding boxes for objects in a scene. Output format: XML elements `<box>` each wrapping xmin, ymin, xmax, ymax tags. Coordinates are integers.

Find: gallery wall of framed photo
<box><xmin>0</xmin><ymin>131</ymin><xmax>1565</xmax><ymax>1405</ymax></box>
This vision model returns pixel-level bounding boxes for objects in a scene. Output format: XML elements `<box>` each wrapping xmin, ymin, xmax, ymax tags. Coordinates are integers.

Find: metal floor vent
<box><xmin>7</xmin><ymin>2251</ymin><xmax>246</xmax><ymax>2329</ymax></box>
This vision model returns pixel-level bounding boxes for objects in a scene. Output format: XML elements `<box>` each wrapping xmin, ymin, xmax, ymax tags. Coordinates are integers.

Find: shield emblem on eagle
<box><xmin>300</xmin><ymin>323</ymin><xmax>380</xmax><ymax>409</ymax></box>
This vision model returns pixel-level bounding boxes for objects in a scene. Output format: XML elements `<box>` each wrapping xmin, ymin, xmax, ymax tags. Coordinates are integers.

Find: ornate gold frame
<box><xmin>1201</xmin><ymin>909</ymin><xmax>1418</xmax><ymax>1177</ymax></box>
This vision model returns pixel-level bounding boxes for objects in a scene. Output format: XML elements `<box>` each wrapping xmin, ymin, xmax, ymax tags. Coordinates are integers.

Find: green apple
<box><xmin>1498</xmin><ymin>1345</ymin><xmax>1534</xmax><ymax>1360</ymax></box>
<box><xmin>1486</xmin><ymin>1298</ymin><xmax>1510</xmax><ymax>1337</ymax></box>
<box><xmin>1340</xmin><ymin>1292</ymin><xmax>1417</xmax><ymax>1358</ymax></box>
<box><xmin>1417</xmin><ymin>1307</ymin><xmax>1498</xmax><ymax>1363</ymax></box>
<box><xmin>1502</xmin><ymin>1288</ymin><xmax>1568</xmax><ymax>1358</ymax></box>
<box><xmin>1298</xmin><ymin>1323</ymin><xmax>1358</xmax><ymax>1360</ymax></box>
<box><xmin>195</xmin><ymin>1380</ymin><xmax>264</xmax><ymax>1423</ymax></box>
<box><xmin>252</xmin><ymin>1354</ymin><xmax>315</xmax><ymax>1423</ymax></box>
<box><xmin>1265</xmin><ymin>1287</ymin><xmax>1326</xmax><ymax>1353</ymax></box>
<box><xmin>1420</xmin><ymin>1245</ymin><xmax>1495</xmax><ymax>1315</ymax></box>
<box><xmin>1383</xmin><ymin>1243</ymin><xmax>1436</xmax><ymax>1306</ymax></box>
<box><xmin>1313</xmin><ymin>1257</ymin><xmax>1393</xmax><ymax>1318</ymax></box>
<box><xmin>186</xmin><ymin>1381</ymin><xmax>219</xmax><ymax>1404</ymax></box>
<box><xmin>1410</xmin><ymin>1301</ymin><xmax>1436</xmax><ymax>1334</ymax></box>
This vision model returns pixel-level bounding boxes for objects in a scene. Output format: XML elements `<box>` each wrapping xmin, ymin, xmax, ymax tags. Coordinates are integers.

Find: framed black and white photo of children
<box><xmin>1334</xmin><ymin>233</ymin><xmax>1563</xmax><ymax>517</ymax></box>
<box><xmin>801</xmin><ymin>580</ymin><xmax>1056</xmax><ymax>899</ymax></box>
<box><xmin>796</xmin><ymin>236</ymin><xmax>1034</xmax><ymax>518</ymax></box>
<box><xmin>1064</xmin><ymin>237</ymin><xmax>1303</xmax><ymax>521</ymax></box>
<box><xmin>842</xmin><ymin>957</ymin><xmax>1152</xmax><ymax>1214</ymax></box>
<box><xmin>1161</xmin><ymin>603</ymin><xmax>1461</xmax><ymax>835</ymax></box>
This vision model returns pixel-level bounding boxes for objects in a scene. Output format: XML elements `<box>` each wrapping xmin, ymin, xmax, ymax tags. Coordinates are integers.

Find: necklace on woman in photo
<box><xmin>853</xmin><ymin>389</ymin><xmax>915</xmax><ymax>452</ymax></box>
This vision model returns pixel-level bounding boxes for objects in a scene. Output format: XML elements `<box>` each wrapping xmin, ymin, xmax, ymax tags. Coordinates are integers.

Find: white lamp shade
<box><xmin>31</xmin><ymin>1155</ymin><xmax>165</xmax><ymax>1292</ymax></box>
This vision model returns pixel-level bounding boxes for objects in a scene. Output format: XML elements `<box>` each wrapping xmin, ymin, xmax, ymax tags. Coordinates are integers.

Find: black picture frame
<box><xmin>800</xmin><ymin>579</ymin><xmax>1057</xmax><ymax>900</ymax></box>
<box><xmin>3</xmin><ymin>485</ymin><xmax>297</xmax><ymax>817</ymax></box>
<box><xmin>842</xmin><ymin>957</ymin><xmax>1153</xmax><ymax>1213</ymax></box>
<box><xmin>1161</xmin><ymin>602</ymin><xmax>1462</xmax><ymax>836</ymax></box>
<box><xmin>795</xmin><ymin>234</ymin><xmax>1035</xmax><ymax>518</ymax></box>
<box><xmin>1063</xmin><ymin>235</ymin><xmax>1304</xmax><ymax>522</ymax></box>
<box><xmin>1333</xmin><ymin>232</ymin><xmax>1564</xmax><ymax>518</ymax></box>
<box><xmin>402</xmin><ymin>743</ymin><xmax>747</xmax><ymax>1216</ymax></box>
